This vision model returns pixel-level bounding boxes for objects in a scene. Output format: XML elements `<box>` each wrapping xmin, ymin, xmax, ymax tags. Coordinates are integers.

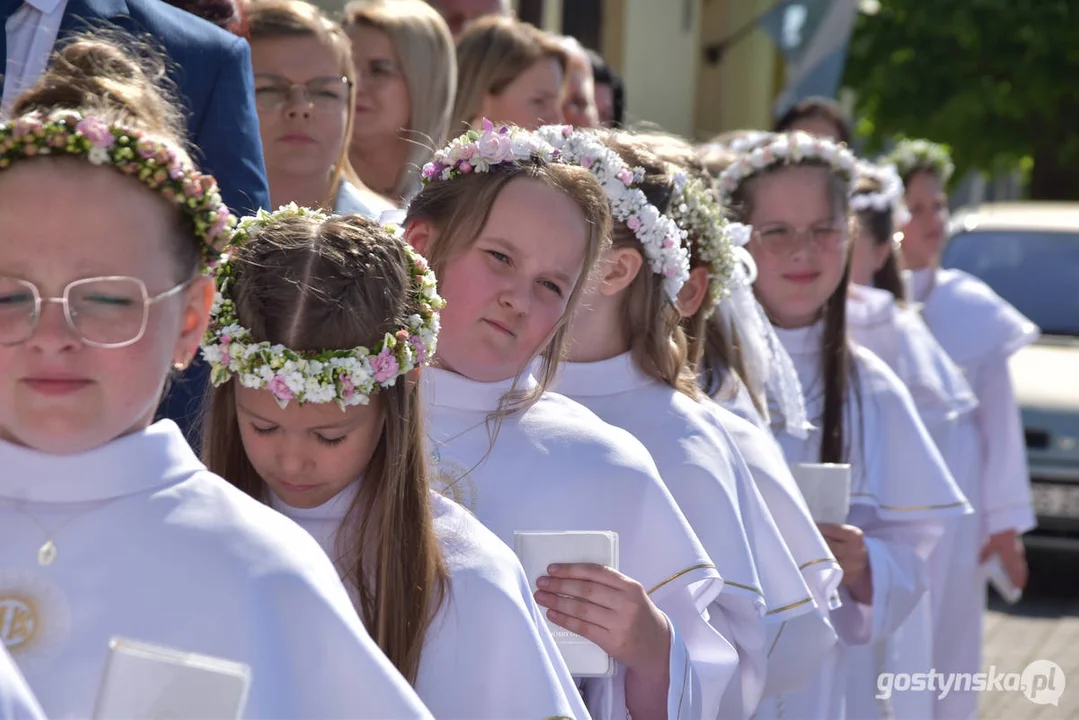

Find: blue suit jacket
<box><xmin>59</xmin><ymin>0</ymin><xmax>271</xmax><ymax>446</ymax></box>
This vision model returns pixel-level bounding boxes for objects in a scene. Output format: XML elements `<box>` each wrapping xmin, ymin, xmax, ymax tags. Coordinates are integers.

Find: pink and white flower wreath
<box><xmin>538</xmin><ymin>125</ymin><xmax>691</xmax><ymax>301</ymax></box>
<box><xmin>200</xmin><ymin>204</ymin><xmax>444</xmax><ymax>410</ymax></box>
<box><xmin>0</xmin><ymin>109</ymin><xmax>235</xmax><ymax>267</ymax></box>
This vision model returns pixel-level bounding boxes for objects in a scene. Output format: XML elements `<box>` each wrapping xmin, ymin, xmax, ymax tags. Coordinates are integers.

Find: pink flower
<box><xmin>481</xmin><ymin>117</ymin><xmax>495</xmax><ymax>132</ymax></box>
<box><xmin>459</xmin><ymin>161</ymin><xmax>472</xmax><ymax>174</ymax></box>
<box><xmin>220</xmin><ymin>354</ymin><xmax>230</xmax><ymax>367</ymax></box>
<box><xmin>12</xmin><ymin>116</ymin><xmax>42</xmax><ymax>137</ymax></box>
<box><xmin>410</xmin><ymin>335</ymin><xmax>427</xmax><ymax>364</ymax></box>
<box><xmin>626</xmin><ymin>216</ymin><xmax>642</xmax><ymax>232</ymax></box>
<box><xmin>168</xmin><ymin>162</ymin><xmax>184</xmax><ymax>180</ymax></box>
<box><xmin>413</xmin><ymin>255</ymin><xmax>429</xmax><ymax>273</ymax></box>
<box><xmin>370</xmin><ymin>348</ymin><xmax>400</xmax><ymax>383</ymax></box>
<box><xmin>581</xmin><ymin>155</ymin><xmax>594</xmax><ymax>169</ymax></box>
<box><xmin>476</xmin><ymin>131</ymin><xmax>514</xmax><ymax>163</ymax></box>
<box><xmin>75</xmin><ymin>117</ymin><xmax>114</xmax><ymax>148</ymax></box>
<box><xmin>663</xmin><ymin>236</ymin><xmax>675</xmax><ymax>248</ymax></box>
<box><xmin>268</xmin><ymin>375</ymin><xmax>293</xmax><ymax>401</ymax></box>
<box><xmin>458</xmin><ymin>144</ymin><xmax>476</xmax><ymax>161</ymax></box>
<box><xmin>616</xmin><ymin>168</ymin><xmax>634</xmax><ymax>186</ymax></box>
<box><xmin>340</xmin><ymin>375</ymin><xmax>355</xmax><ymax>399</ymax></box>
<box><xmin>221</xmin><ymin>335</ymin><xmax>232</xmax><ymax>346</ymax></box>
<box><xmin>136</xmin><ymin>138</ymin><xmax>157</xmax><ymax>158</ymax></box>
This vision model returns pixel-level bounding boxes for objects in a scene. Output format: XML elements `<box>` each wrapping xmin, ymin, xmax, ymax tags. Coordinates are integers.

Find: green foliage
<box><xmin>843</xmin><ymin>0</ymin><xmax>1079</xmax><ymax>186</ymax></box>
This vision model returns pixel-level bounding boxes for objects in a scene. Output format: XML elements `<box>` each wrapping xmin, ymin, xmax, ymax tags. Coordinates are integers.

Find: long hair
<box><xmin>247</xmin><ymin>0</ymin><xmax>361</xmax><ymax>209</ymax></box>
<box><xmin>602</xmin><ymin>130</ymin><xmax>699</xmax><ymax>398</ymax></box>
<box><xmin>201</xmin><ymin>215</ymin><xmax>449</xmax><ymax>685</ymax></box>
<box><xmin>341</xmin><ymin>0</ymin><xmax>456</xmax><ymax>199</ymax></box>
<box><xmin>404</xmin><ymin>158</ymin><xmax>611</xmax><ymax>420</ymax></box>
<box><xmin>451</xmin><ymin>15</ymin><xmax>566</xmax><ymax>133</ymax></box>
<box><xmin>853</xmin><ymin>173</ymin><xmax>906</xmax><ymax>302</ymax></box>
<box><xmin>730</xmin><ymin>160</ymin><xmax>856</xmax><ymax>463</ymax></box>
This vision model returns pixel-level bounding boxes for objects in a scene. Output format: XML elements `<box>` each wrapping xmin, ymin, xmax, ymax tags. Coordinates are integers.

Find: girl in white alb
<box><xmin>842</xmin><ymin>160</ymin><xmax>981</xmax><ymax>718</ymax></box>
<box><xmin>885</xmin><ymin>138</ymin><xmax>1037</xmax><ymax>720</ymax></box>
<box><xmin>198</xmin><ymin>206</ymin><xmax>586</xmax><ymax>719</ymax></box>
<box><xmin>404</xmin><ymin>122</ymin><xmax>741</xmax><ymax>720</ymax></box>
<box><xmin>543</xmin><ymin>127</ymin><xmax>835</xmax><ymax>718</ymax></box>
<box><xmin>718</xmin><ymin>132</ymin><xmax>970</xmax><ymax>720</ymax></box>
<box><xmin>0</xmin><ymin>38</ymin><xmax>428</xmax><ymax>720</ymax></box>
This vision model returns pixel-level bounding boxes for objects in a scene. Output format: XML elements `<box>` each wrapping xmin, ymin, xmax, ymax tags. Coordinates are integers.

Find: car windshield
<box><xmin>942</xmin><ymin>228</ymin><xmax>1079</xmax><ymax>337</ymax></box>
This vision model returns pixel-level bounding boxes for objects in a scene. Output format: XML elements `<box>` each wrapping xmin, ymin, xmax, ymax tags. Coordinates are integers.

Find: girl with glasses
<box><xmin>0</xmin><ymin>34</ymin><xmax>430</xmax><ymax>719</ymax></box>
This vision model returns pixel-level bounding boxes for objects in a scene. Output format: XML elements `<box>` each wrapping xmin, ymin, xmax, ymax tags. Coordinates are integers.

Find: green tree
<box><xmin>843</xmin><ymin>0</ymin><xmax>1079</xmax><ymax>199</ymax></box>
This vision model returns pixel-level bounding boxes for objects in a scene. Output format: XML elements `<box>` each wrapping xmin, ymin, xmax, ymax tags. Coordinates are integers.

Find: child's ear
<box><xmin>403</xmin><ymin>220</ymin><xmax>436</xmax><ymax>256</ymax></box>
<box><xmin>598</xmin><ymin>247</ymin><xmax>644</xmax><ymax>297</ymax></box>
<box><xmin>675</xmin><ymin>266</ymin><xmax>712</xmax><ymax>318</ymax></box>
<box><xmin>174</xmin><ymin>275</ymin><xmax>215</xmax><ymax>369</ymax></box>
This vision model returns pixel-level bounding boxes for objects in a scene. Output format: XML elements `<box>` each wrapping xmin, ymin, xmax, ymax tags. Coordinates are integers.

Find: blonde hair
<box><xmin>246</xmin><ymin>0</ymin><xmax>361</xmax><ymax>209</ymax></box>
<box><xmin>202</xmin><ymin>214</ymin><xmax>449</xmax><ymax>686</ymax></box>
<box><xmin>451</xmin><ymin>15</ymin><xmax>566</xmax><ymax>134</ymax></box>
<box><xmin>342</xmin><ymin>0</ymin><xmax>455</xmax><ymax>199</ymax></box>
<box><xmin>601</xmin><ymin>130</ymin><xmax>700</xmax><ymax>399</ymax></box>
<box><xmin>404</xmin><ymin>160</ymin><xmax>611</xmax><ymax>417</ymax></box>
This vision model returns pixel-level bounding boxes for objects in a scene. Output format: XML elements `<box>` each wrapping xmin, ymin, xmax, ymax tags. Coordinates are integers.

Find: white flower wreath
<box><xmin>882</xmin><ymin>138</ymin><xmax>955</xmax><ymax>184</ymax></box>
<box><xmin>537</xmin><ymin>125</ymin><xmax>691</xmax><ymax>300</ymax></box>
<box><xmin>851</xmin><ymin>161</ymin><xmax>911</xmax><ymax>227</ymax></box>
<box><xmin>716</xmin><ymin>131</ymin><xmax>858</xmax><ymax>209</ymax></box>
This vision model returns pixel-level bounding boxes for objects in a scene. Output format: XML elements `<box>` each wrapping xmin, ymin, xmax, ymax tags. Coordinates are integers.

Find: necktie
<box><xmin>0</xmin><ymin>0</ymin><xmax>27</xmax><ymax>101</ymax></box>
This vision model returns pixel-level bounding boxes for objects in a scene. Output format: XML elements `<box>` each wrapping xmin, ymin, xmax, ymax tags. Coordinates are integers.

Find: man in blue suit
<box><xmin>1</xmin><ymin>0</ymin><xmax>270</xmax><ymax>445</ymax></box>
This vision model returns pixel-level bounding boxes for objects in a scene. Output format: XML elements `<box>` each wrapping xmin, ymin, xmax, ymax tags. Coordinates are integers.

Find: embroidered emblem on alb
<box><xmin>537</xmin><ymin>125</ymin><xmax>691</xmax><ymax>300</ymax></box>
<box><xmin>200</xmin><ymin>204</ymin><xmax>445</xmax><ymax>409</ymax></box>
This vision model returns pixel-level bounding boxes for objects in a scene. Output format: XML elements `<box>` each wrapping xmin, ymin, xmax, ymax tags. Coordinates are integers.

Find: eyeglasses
<box><xmin>253</xmin><ymin>75</ymin><xmax>351</xmax><ymax>111</ymax></box>
<box><xmin>0</xmin><ymin>276</ymin><xmax>191</xmax><ymax>348</ymax></box>
<box><xmin>751</xmin><ymin>222</ymin><xmax>846</xmax><ymax>255</ymax></box>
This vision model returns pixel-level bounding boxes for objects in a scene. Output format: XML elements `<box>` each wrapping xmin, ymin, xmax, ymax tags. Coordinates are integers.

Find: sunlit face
<box><xmin>849</xmin><ymin>217</ymin><xmax>892</xmax><ymax>287</ymax></box>
<box><xmin>900</xmin><ymin>170</ymin><xmax>948</xmax><ymax>271</ymax></box>
<box><xmin>347</xmin><ymin>26</ymin><xmax>411</xmax><ymax>144</ymax></box>
<box><xmin>251</xmin><ymin>36</ymin><xmax>350</xmax><ymax>181</ymax></box>
<box><xmin>427</xmin><ymin>177</ymin><xmax>588</xmax><ymax>382</ymax></box>
<box><xmin>594</xmin><ymin>82</ymin><xmax>616</xmax><ymax>127</ymax></box>
<box><xmin>479</xmin><ymin>57</ymin><xmax>564</xmax><ymax>130</ymax></box>
<box><xmin>0</xmin><ymin>160</ymin><xmax>211</xmax><ymax>454</ymax></box>
<box><xmin>433</xmin><ymin>0</ymin><xmax>506</xmax><ymax>38</ymax></box>
<box><xmin>561</xmin><ymin>59</ymin><xmax>598</xmax><ymax>128</ymax></box>
<box><xmin>746</xmin><ymin>166</ymin><xmax>849</xmax><ymax>328</ymax></box>
<box><xmin>787</xmin><ymin>115</ymin><xmax>845</xmax><ymax>143</ymax></box>
<box><xmin>235</xmin><ymin>385</ymin><xmax>385</xmax><ymax>509</ymax></box>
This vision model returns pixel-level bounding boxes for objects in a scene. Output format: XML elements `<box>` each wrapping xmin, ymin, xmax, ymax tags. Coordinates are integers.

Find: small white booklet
<box><xmin>92</xmin><ymin>637</ymin><xmax>251</xmax><ymax>720</ymax></box>
<box><xmin>790</xmin><ymin>463</ymin><xmax>852</xmax><ymax>524</ymax></box>
<box><xmin>514</xmin><ymin>530</ymin><xmax>619</xmax><ymax>678</ymax></box>
<box><xmin>984</xmin><ymin>554</ymin><xmax>1023</xmax><ymax>604</ymax></box>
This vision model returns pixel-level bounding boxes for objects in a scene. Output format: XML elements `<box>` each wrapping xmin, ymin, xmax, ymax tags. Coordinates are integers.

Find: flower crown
<box><xmin>717</xmin><ymin>131</ymin><xmax>858</xmax><ymax>208</ymax></box>
<box><xmin>724</xmin><ymin>130</ymin><xmax>773</xmax><ymax>155</ymax></box>
<box><xmin>0</xmin><ymin>109</ymin><xmax>234</xmax><ymax>267</ymax></box>
<box><xmin>881</xmin><ymin>138</ymin><xmax>954</xmax><ymax>184</ymax></box>
<box><xmin>537</xmin><ymin>125</ymin><xmax>690</xmax><ymax>300</ymax></box>
<box><xmin>421</xmin><ymin>118</ymin><xmax>560</xmax><ymax>184</ymax></box>
<box><xmin>851</xmin><ymin>161</ymin><xmax>911</xmax><ymax>226</ymax></box>
<box><xmin>668</xmin><ymin>171</ymin><xmax>749</xmax><ymax>304</ymax></box>
<box><xmin>199</xmin><ymin>204</ymin><xmax>444</xmax><ymax>410</ymax></box>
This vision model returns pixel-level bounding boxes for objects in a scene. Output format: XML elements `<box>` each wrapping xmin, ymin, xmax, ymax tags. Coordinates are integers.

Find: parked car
<box><xmin>942</xmin><ymin>202</ymin><xmax>1079</xmax><ymax>551</ymax></box>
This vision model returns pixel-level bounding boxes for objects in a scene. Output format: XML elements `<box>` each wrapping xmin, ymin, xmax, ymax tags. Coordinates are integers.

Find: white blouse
<box><xmin>0</xmin><ymin>421</ymin><xmax>430</xmax><ymax>719</ymax></box>
<box><xmin>422</xmin><ymin>367</ymin><xmax>739</xmax><ymax>720</ymax></box>
<box><xmin>272</xmin><ymin>483</ymin><xmax>590</xmax><ymax>720</ymax></box>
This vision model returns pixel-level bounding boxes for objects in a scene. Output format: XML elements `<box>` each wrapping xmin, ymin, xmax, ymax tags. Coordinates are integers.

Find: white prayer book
<box><xmin>790</xmin><ymin>463</ymin><xmax>852</xmax><ymax>524</ymax></box>
<box><xmin>92</xmin><ymin>637</ymin><xmax>251</xmax><ymax>720</ymax></box>
<box><xmin>984</xmin><ymin>554</ymin><xmax>1022</xmax><ymax>604</ymax></box>
<box><xmin>514</xmin><ymin>530</ymin><xmax>619</xmax><ymax>678</ymax></box>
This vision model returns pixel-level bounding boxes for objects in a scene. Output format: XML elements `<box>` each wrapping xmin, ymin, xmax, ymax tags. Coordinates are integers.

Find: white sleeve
<box><xmin>0</xmin><ymin>646</ymin><xmax>46</xmax><ymax>720</ymax></box>
<box><xmin>760</xmin><ymin>610</ymin><xmax>838</xmax><ymax>697</ymax></box>
<box><xmin>974</xmin><ymin>356</ymin><xmax>1037</xmax><ymax>537</ymax></box>
<box><xmin>828</xmin><ymin>508</ymin><xmax>943</xmax><ymax>646</ymax></box>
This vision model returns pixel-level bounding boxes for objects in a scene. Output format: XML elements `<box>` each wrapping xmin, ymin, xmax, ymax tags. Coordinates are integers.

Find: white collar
<box><xmin>270</xmin><ymin>480</ymin><xmax>360</xmax><ymax>522</ymax></box>
<box><xmin>772</xmin><ymin>321</ymin><xmax>825</xmax><ymax>358</ymax></box>
<box><xmin>422</xmin><ymin>367</ymin><xmax>538</xmax><ymax>413</ymax></box>
<box><xmin>555</xmin><ymin>352</ymin><xmax>654</xmax><ymax>397</ymax></box>
<box><xmin>0</xmin><ymin>420</ymin><xmax>204</xmax><ymax>503</ymax></box>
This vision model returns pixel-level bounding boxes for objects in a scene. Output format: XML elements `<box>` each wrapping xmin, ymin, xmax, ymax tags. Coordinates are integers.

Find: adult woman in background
<box><xmin>452</xmin><ymin>15</ymin><xmax>565</xmax><ymax>133</ymax></box>
<box><xmin>342</xmin><ymin>0</ymin><xmax>456</xmax><ymax>204</ymax></box>
<box><xmin>247</xmin><ymin>0</ymin><xmax>394</xmax><ymax>217</ymax></box>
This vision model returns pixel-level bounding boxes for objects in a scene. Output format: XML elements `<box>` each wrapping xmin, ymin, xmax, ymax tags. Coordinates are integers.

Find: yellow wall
<box><xmin>619</xmin><ymin>0</ymin><xmax>701</xmax><ymax>137</ymax></box>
